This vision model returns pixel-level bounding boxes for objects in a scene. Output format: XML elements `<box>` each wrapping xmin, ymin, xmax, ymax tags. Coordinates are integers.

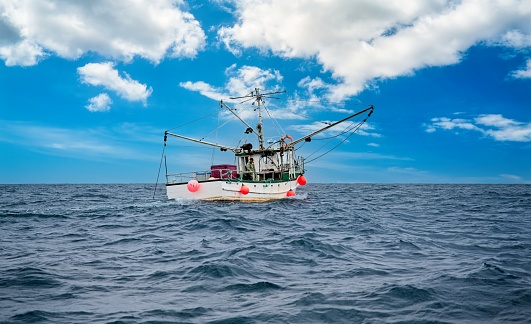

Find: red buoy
<box><xmin>187</xmin><ymin>179</ymin><xmax>200</xmax><ymax>192</ymax></box>
<box><xmin>240</xmin><ymin>185</ymin><xmax>249</xmax><ymax>195</ymax></box>
<box><xmin>297</xmin><ymin>175</ymin><xmax>307</xmax><ymax>186</ymax></box>
<box><xmin>286</xmin><ymin>189</ymin><xmax>296</xmax><ymax>197</ymax></box>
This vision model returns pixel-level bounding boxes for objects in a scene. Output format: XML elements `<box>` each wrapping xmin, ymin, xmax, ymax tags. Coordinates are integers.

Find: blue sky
<box><xmin>1</xmin><ymin>0</ymin><xmax>530</xmax><ymax>184</ymax></box>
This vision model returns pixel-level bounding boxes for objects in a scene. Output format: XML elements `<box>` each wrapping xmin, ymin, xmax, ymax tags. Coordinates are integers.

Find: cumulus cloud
<box><xmin>78</xmin><ymin>62</ymin><xmax>152</xmax><ymax>105</ymax></box>
<box><xmin>425</xmin><ymin>114</ymin><xmax>531</xmax><ymax>142</ymax></box>
<box><xmin>0</xmin><ymin>0</ymin><xmax>206</xmax><ymax>66</ymax></box>
<box><xmin>180</xmin><ymin>64</ymin><xmax>284</xmax><ymax>99</ymax></box>
<box><xmin>219</xmin><ymin>0</ymin><xmax>531</xmax><ymax>101</ymax></box>
<box><xmin>86</xmin><ymin>93</ymin><xmax>112</xmax><ymax>112</ymax></box>
<box><xmin>180</xmin><ymin>64</ymin><xmax>287</xmax><ymax>121</ymax></box>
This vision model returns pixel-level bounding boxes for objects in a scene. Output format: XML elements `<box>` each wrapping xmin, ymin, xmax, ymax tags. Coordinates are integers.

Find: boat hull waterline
<box><xmin>166</xmin><ymin>178</ymin><xmax>301</xmax><ymax>202</ymax></box>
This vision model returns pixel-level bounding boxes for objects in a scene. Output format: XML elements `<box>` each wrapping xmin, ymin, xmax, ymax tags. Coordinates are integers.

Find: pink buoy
<box><xmin>297</xmin><ymin>175</ymin><xmax>307</xmax><ymax>186</ymax></box>
<box><xmin>240</xmin><ymin>185</ymin><xmax>249</xmax><ymax>195</ymax></box>
<box><xmin>187</xmin><ymin>179</ymin><xmax>200</xmax><ymax>192</ymax></box>
<box><xmin>286</xmin><ymin>189</ymin><xmax>296</xmax><ymax>197</ymax></box>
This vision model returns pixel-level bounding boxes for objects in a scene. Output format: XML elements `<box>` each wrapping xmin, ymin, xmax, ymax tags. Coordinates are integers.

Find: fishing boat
<box><xmin>160</xmin><ymin>88</ymin><xmax>374</xmax><ymax>202</ymax></box>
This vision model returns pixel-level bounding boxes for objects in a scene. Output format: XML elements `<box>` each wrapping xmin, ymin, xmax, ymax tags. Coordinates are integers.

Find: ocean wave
<box><xmin>1</xmin><ymin>267</ymin><xmax>63</xmax><ymax>289</ymax></box>
<box><xmin>1</xmin><ymin>184</ymin><xmax>530</xmax><ymax>323</ymax></box>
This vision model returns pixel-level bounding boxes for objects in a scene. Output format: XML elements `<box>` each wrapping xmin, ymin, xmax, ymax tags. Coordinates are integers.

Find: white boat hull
<box><xmin>166</xmin><ymin>179</ymin><xmax>300</xmax><ymax>202</ymax></box>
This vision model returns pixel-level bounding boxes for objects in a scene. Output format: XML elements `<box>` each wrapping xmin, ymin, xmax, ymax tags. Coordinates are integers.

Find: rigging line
<box><xmin>223</xmin><ymin>91</ymin><xmax>253</xmax><ymax>102</ymax></box>
<box><xmin>259</xmin><ymin>96</ymin><xmax>283</xmax><ymax>100</ymax></box>
<box><xmin>305</xmin><ymin>118</ymin><xmax>368</xmax><ymax>164</ymax></box>
<box><xmin>153</xmin><ymin>142</ymin><xmax>166</xmax><ymax>200</ymax></box>
<box><xmin>225</xmin><ymin>101</ymin><xmax>255</xmax><ymax>115</ymax></box>
<box><xmin>295</xmin><ymin>141</ymin><xmax>307</xmax><ymax>150</ymax></box>
<box><xmin>262</xmin><ymin>102</ymin><xmax>286</xmax><ymax>137</ymax></box>
<box><xmin>266</xmin><ymin>99</ymin><xmax>332</xmax><ymax>126</ymax></box>
<box><xmin>166</xmin><ymin>110</ymin><xmax>220</xmax><ymax>132</ymax></box>
<box><xmin>300</xmin><ymin>114</ymin><xmax>332</xmax><ymax>126</ymax></box>
<box><xmin>200</xmin><ymin>116</ymin><xmax>234</xmax><ymax>141</ymax></box>
<box><xmin>312</xmin><ymin>119</ymin><xmax>363</xmax><ymax>141</ymax></box>
<box><xmin>274</xmin><ymin>98</ymin><xmax>368</xmax><ymax>122</ymax></box>
<box><xmin>279</xmin><ymin>97</ymin><xmax>367</xmax><ymax>106</ymax></box>
<box><xmin>304</xmin><ymin>119</ymin><xmax>365</xmax><ymax>160</ymax></box>
<box><xmin>211</xmin><ymin>108</ymin><xmax>222</xmax><ymax>166</ymax></box>
<box><xmin>237</xmin><ymin>97</ymin><xmax>256</xmax><ymax>104</ymax></box>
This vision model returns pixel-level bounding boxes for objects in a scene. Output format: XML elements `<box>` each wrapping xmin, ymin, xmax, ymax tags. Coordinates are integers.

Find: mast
<box><xmin>230</xmin><ymin>88</ymin><xmax>287</xmax><ymax>151</ymax></box>
<box><xmin>256</xmin><ymin>88</ymin><xmax>265</xmax><ymax>150</ymax></box>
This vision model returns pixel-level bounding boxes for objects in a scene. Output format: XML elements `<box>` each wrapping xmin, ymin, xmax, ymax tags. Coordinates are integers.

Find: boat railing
<box><xmin>166</xmin><ymin>162</ymin><xmax>305</xmax><ymax>184</ymax></box>
<box><xmin>166</xmin><ymin>171</ymin><xmax>211</xmax><ymax>184</ymax></box>
<box><xmin>166</xmin><ymin>167</ymin><xmax>236</xmax><ymax>184</ymax></box>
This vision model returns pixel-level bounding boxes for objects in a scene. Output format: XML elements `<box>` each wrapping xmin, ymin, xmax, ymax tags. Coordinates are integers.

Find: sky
<box><xmin>1</xmin><ymin>0</ymin><xmax>530</xmax><ymax>184</ymax></box>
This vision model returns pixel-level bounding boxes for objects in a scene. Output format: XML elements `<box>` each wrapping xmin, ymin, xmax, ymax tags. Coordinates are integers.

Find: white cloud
<box><xmin>226</xmin><ymin>64</ymin><xmax>283</xmax><ymax>94</ymax></box>
<box><xmin>180</xmin><ymin>64</ymin><xmax>377</xmax><ymax>125</ymax></box>
<box><xmin>474</xmin><ymin>114</ymin><xmax>520</xmax><ymax>127</ymax></box>
<box><xmin>180</xmin><ymin>64</ymin><xmax>284</xmax><ymax>100</ymax></box>
<box><xmin>426</xmin><ymin>114</ymin><xmax>531</xmax><ymax>142</ymax></box>
<box><xmin>0</xmin><ymin>0</ymin><xmax>206</xmax><ymax>66</ymax></box>
<box><xmin>500</xmin><ymin>173</ymin><xmax>522</xmax><ymax>181</ymax></box>
<box><xmin>510</xmin><ymin>59</ymin><xmax>531</xmax><ymax>79</ymax></box>
<box><xmin>425</xmin><ymin>117</ymin><xmax>482</xmax><ymax>132</ymax></box>
<box><xmin>219</xmin><ymin>0</ymin><xmax>531</xmax><ymax>101</ymax></box>
<box><xmin>78</xmin><ymin>62</ymin><xmax>152</xmax><ymax>104</ymax></box>
<box><xmin>179</xmin><ymin>81</ymin><xmax>227</xmax><ymax>100</ymax></box>
<box><xmin>180</xmin><ymin>64</ymin><xmax>287</xmax><ymax>120</ymax></box>
<box><xmin>0</xmin><ymin>40</ymin><xmax>46</xmax><ymax>66</ymax></box>
<box><xmin>86</xmin><ymin>93</ymin><xmax>112</xmax><ymax>112</ymax></box>
<box><xmin>298</xmin><ymin>77</ymin><xmax>328</xmax><ymax>96</ymax></box>
<box><xmin>499</xmin><ymin>30</ymin><xmax>531</xmax><ymax>49</ymax></box>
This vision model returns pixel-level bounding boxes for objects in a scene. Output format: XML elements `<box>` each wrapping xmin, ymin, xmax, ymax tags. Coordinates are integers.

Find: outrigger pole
<box><xmin>220</xmin><ymin>100</ymin><xmax>257</xmax><ymax>138</ymax></box>
<box><xmin>164</xmin><ymin>131</ymin><xmax>238</xmax><ymax>152</ymax></box>
<box><xmin>289</xmin><ymin>105</ymin><xmax>374</xmax><ymax>147</ymax></box>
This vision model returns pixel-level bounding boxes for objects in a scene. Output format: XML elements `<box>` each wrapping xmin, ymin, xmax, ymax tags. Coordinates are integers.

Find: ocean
<box><xmin>0</xmin><ymin>184</ymin><xmax>530</xmax><ymax>323</ymax></box>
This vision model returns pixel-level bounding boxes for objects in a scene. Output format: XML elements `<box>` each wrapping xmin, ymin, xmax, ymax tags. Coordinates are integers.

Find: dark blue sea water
<box><xmin>1</xmin><ymin>184</ymin><xmax>530</xmax><ymax>323</ymax></box>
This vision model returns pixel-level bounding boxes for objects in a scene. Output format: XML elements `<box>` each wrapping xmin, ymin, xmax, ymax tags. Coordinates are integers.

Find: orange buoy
<box><xmin>286</xmin><ymin>189</ymin><xmax>296</xmax><ymax>197</ymax></box>
<box><xmin>297</xmin><ymin>175</ymin><xmax>307</xmax><ymax>186</ymax></box>
<box><xmin>187</xmin><ymin>179</ymin><xmax>200</xmax><ymax>192</ymax></box>
<box><xmin>240</xmin><ymin>185</ymin><xmax>249</xmax><ymax>195</ymax></box>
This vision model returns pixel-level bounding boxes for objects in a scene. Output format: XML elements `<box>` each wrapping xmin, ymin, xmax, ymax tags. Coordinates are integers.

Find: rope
<box><xmin>262</xmin><ymin>101</ymin><xmax>286</xmax><ymax>137</ymax></box>
<box><xmin>304</xmin><ymin>116</ymin><xmax>370</xmax><ymax>164</ymax></box>
<box><xmin>211</xmin><ymin>109</ymin><xmax>222</xmax><ymax>165</ymax></box>
<box><xmin>153</xmin><ymin>143</ymin><xmax>166</xmax><ymax>200</ymax></box>
<box><xmin>311</xmin><ymin>120</ymin><xmax>361</xmax><ymax>141</ymax></box>
<box><xmin>166</xmin><ymin>111</ymin><xmax>219</xmax><ymax>132</ymax></box>
<box><xmin>200</xmin><ymin>116</ymin><xmax>234</xmax><ymax>141</ymax></box>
